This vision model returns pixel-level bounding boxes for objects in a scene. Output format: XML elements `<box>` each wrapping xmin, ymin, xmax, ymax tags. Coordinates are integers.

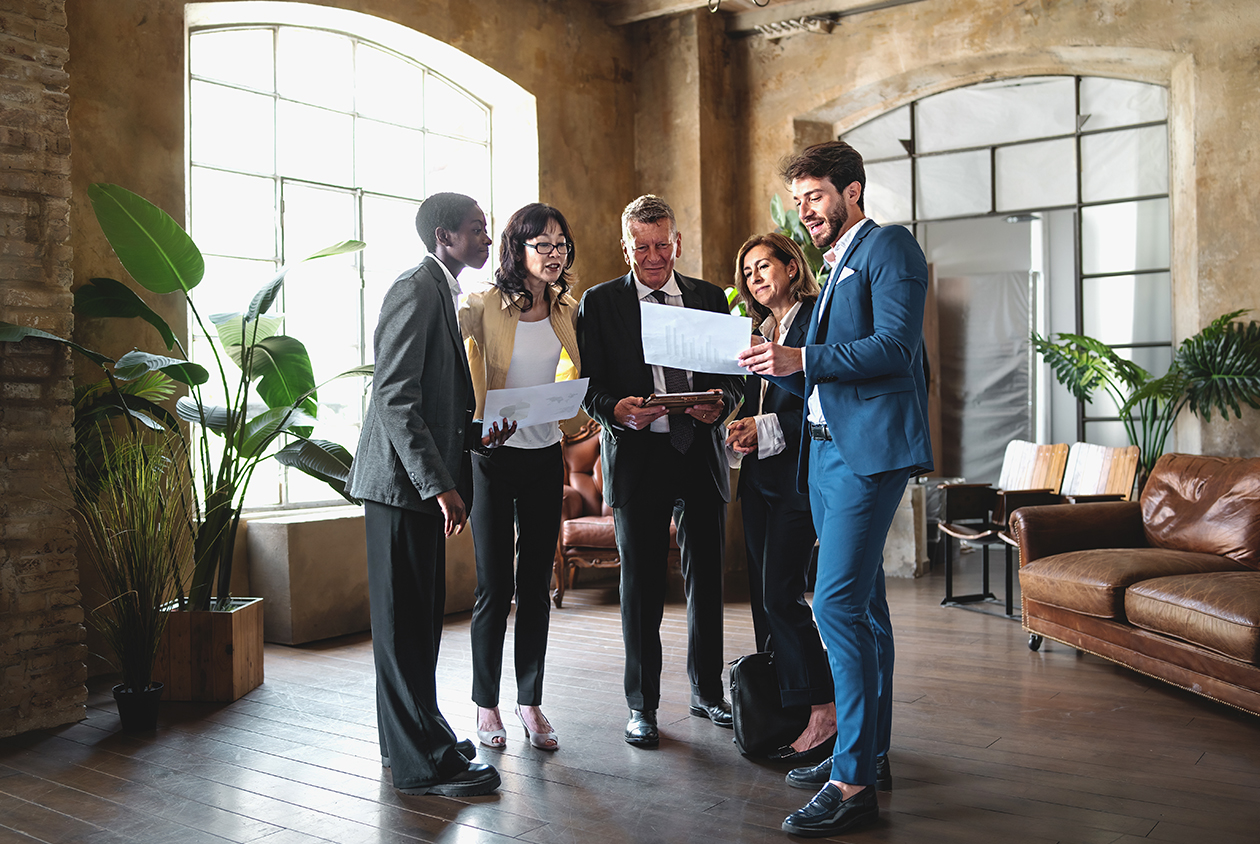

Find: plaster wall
<box><xmin>731</xmin><ymin>0</ymin><xmax>1260</xmax><ymax>457</ymax></box>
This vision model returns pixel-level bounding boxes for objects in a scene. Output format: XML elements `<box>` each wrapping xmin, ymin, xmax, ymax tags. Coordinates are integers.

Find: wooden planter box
<box><xmin>154</xmin><ymin>597</ymin><xmax>264</xmax><ymax>702</ymax></box>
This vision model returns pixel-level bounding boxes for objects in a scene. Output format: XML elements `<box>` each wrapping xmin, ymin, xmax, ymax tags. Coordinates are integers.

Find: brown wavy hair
<box><xmin>733</xmin><ymin>232</ymin><xmax>819</xmax><ymax>331</ymax></box>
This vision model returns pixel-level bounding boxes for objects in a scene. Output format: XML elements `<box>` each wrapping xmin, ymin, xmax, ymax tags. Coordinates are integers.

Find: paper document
<box><xmin>482</xmin><ymin>377</ymin><xmax>589</xmax><ymax>437</ymax></box>
<box><xmin>640</xmin><ymin>301</ymin><xmax>752</xmax><ymax>376</ymax></box>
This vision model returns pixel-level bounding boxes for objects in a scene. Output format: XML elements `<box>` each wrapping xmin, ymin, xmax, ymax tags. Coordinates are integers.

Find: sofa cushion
<box><xmin>1141</xmin><ymin>453</ymin><xmax>1260</xmax><ymax>570</ymax></box>
<box><xmin>561</xmin><ymin>515</ymin><xmax>617</xmax><ymax>549</ymax></box>
<box><xmin>1019</xmin><ymin>549</ymin><xmax>1247</xmax><ymax>619</ymax></box>
<box><xmin>1126</xmin><ymin>571</ymin><xmax>1260</xmax><ymax>665</ymax></box>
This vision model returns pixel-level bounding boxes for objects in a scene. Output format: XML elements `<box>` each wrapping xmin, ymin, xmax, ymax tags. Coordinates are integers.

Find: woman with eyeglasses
<box><xmin>458</xmin><ymin>203</ymin><xmax>581</xmax><ymax>752</ymax></box>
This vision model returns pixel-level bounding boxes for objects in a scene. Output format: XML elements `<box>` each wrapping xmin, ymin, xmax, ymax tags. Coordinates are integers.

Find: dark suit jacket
<box><xmin>347</xmin><ymin>256</ymin><xmax>476</xmax><ymax>515</ymax></box>
<box><xmin>737</xmin><ymin>297</ymin><xmax>815</xmax><ymax>509</ymax></box>
<box><xmin>769</xmin><ymin>221</ymin><xmax>933</xmax><ymax>487</ymax></box>
<box><xmin>578</xmin><ymin>271</ymin><xmax>745</xmax><ymax>508</ymax></box>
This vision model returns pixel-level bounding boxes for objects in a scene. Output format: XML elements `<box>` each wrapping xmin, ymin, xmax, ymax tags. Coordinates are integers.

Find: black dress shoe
<box><xmin>785</xmin><ymin>753</ymin><xmax>892</xmax><ymax>791</ymax></box>
<box><xmin>625</xmin><ymin>709</ymin><xmax>659</xmax><ymax>748</ymax></box>
<box><xmin>688</xmin><ymin>695</ymin><xmax>734</xmax><ymax>728</ymax></box>
<box><xmin>397</xmin><ymin>762</ymin><xmax>501</xmax><ymax>797</ymax></box>
<box><xmin>766</xmin><ymin>732</ymin><xmax>836</xmax><ymax>764</ymax></box>
<box><xmin>782</xmin><ymin>783</ymin><xmax>878</xmax><ymax>837</ymax></box>
<box><xmin>382</xmin><ymin>738</ymin><xmax>476</xmax><ymax>768</ymax></box>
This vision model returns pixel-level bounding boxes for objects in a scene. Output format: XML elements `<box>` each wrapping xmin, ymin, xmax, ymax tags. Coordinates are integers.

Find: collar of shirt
<box><xmin>821</xmin><ymin>217</ymin><xmax>873</xmax><ymax>277</ymax></box>
<box><xmin>433</xmin><ymin>256</ymin><xmax>462</xmax><ymax>306</ymax></box>
<box><xmin>759</xmin><ymin>300</ymin><xmax>803</xmax><ymax>344</ymax></box>
<box><xmin>634</xmin><ymin>272</ymin><xmax>682</xmax><ymax>301</ymax></box>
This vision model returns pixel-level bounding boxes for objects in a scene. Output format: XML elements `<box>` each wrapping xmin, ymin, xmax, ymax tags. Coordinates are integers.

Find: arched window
<box><xmin>185</xmin><ymin>3</ymin><xmax>536</xmax><ymax>507</ymax></box>
<box><xmin>844</xmin><ymin>76</ymin><xmax>1169</xmax><ymax>478</ymax></box>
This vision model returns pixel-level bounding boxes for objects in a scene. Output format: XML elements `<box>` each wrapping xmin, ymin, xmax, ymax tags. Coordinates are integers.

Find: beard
<box><xmin>811</xmin><ymin>202</ymin><xmax>849</xmax><ymax>249</ymax></box>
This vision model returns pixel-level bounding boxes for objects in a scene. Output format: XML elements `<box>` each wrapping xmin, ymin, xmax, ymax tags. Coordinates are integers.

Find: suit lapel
<box><xmin>421</xmin><ymin>257</ymin><xmax>474</xmax><ymax>393</ymax></box>
<box><xmin>811</xmin><ymin>220</ymin><xmax>877</xmax><ymax>342</ymax></box>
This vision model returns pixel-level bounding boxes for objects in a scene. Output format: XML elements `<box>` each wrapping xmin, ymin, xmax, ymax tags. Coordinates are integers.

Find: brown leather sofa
<box><xmin>1010</xmin><ymin>453</ymin><xmax>1260</xmax><ymax>716</ymax></box>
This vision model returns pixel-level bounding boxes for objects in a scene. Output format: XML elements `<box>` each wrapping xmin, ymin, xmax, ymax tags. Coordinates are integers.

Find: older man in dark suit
<box><xmin>347</xmin><ymin>192</ymin><xmax>505</xmax><ymax>796</ymax></box>
<box><xmin>578</xmin><ymin>195</ymin><xmax>744</xmax><ymax>748</ymax></box>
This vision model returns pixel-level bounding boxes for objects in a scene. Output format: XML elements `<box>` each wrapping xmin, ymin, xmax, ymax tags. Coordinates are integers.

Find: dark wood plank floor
<box><xmin>3</xmin><ymin>558</ymin><xmax>1260</xmax><ymax>844</ymax></box>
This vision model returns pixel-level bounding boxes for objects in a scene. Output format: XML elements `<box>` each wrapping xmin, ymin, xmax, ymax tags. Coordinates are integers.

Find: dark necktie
<box><xmin>649</xmin><ymin>290</ymin><xmax>694</xmax><ymax>453</ymax></box>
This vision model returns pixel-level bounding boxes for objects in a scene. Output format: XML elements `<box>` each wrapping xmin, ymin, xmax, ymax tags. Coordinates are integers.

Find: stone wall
<box><xmin>0</xmin><ymin>0</ymin><xmax>86</xmax><ymax>737</ymax></box>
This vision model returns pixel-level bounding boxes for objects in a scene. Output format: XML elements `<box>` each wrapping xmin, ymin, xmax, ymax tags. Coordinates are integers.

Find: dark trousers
<box><xmin>809</xmin><ymin>439</ymin><xmax>907</xmax><ymax>786</ymax></box>
<box><xmin>741</xmin><ymin>479</ymin><xmax>833</xmax><ymax>708</ymax></box>
<box><xmin>613</xmin><ymin>433</ymin><xmax>726</xmax><ymax>710</ymax></box>
<box><xmin>469</xmin><ymin>443</ymin><xmax>563</xmax><ymax>708</ymax></box>
<box><xmin>363</xmin><ymin>500</ymin><xmax>467</xmax><ymax>790</ymax></box>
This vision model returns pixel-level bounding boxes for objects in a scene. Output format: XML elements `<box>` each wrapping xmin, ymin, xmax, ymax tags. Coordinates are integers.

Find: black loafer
<box><xmin>782</xmin><ymin>783</ymin><xmax>878</xmax><ymax>837</ymax></box>
<box><xmin>688</xmin><ymin>695</ymin><xmax>734</xmax><ymax>728</ymax></box>
<box><xmin>397</xmin><ymin>762</ymin><xmax>501</xmax><ymax>797</ymax></box>
<box><xmin>766</xmin><ymin>732</ymin><xmax>836</xmax><ymax>764</ymax></box>
<box><xmin>625</xmin><ymin>709</ymin><xmax>659</xmax><ymax>748</ymax></box>
<box><xmin>383</xmin><ymin>738</ymin><xmax>476</xmax><ymax>768</ymax></box>
<box><xmin>786</xmin><ymin>753</ymin><xmax>891</xmax><ymax>791</ymax></box>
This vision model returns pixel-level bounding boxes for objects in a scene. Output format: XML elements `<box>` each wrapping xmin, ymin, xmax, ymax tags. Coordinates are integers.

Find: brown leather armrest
<box><xmin>994</xmin><ymin>489</ymin><xmax>1060</xmax><ymax>525</ymax></box>
<box><xmin>1062</xmin><ymin>493</ymin><xmax>1125</xmax><ymax>504</ymax></box>
<box><xmin>1009</xmin><ymin>501</ymin><xmax>1146</xmax><ymax>566</ymax></box>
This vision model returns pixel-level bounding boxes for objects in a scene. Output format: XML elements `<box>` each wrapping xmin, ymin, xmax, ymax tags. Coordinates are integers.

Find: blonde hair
<box><xmin>733</xmin><ymin>232</ymin><xmax>819</xmax><ymax>329</ymax></box>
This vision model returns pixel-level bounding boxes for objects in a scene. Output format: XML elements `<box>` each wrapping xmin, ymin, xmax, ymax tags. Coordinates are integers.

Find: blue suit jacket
<box><xmin>768</xmin><ymin>221</ymin><xmax>933</xmax><ymax>488</ymax></box>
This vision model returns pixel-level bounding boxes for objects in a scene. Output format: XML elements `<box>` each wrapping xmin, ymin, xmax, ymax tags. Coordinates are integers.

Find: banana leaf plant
<box><xmin>1032</xmin><ymin>309</ymin><xmax>1260</xmax><ymax>482</ymax></box>
<box><xmin>1</xmin><ymin>183</ymin><xmax>370</xmax><ymax>611</ymax></box>
<box><xmin>770</xmin><ymin>193</ymin><xmax>825</xmax><ymax>280</ymax></box>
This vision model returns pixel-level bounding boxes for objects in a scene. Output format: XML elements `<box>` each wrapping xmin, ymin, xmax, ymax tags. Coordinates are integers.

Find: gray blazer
<box><xmin>347</xmin><ymin>256</ymin><xmax>476</xmax><ymax>515</ymax></box>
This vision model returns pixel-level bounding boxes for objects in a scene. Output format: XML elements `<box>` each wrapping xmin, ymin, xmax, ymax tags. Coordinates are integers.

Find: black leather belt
<box><xmin>808</xmin><ymin>422</ymin><xmax>832</xmax><ymax>441</ymax></box>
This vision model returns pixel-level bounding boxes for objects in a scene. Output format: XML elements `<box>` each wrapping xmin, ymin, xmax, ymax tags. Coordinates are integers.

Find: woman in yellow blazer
<box><xmin>458</xmin><ymin>203</ymin><xmax>581</xmax><ymax>751</ymax></box>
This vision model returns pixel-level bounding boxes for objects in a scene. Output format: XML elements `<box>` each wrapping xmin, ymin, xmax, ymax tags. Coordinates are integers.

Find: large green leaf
<box><xmin>88</xmin><ymin>183</ymin><xmax>205</xmax><ymax>295</ymax></box>
<box><xmin>275</xmin><ymin>438</ymin><xmax>358</xmax><ymax>504</ymax></box>
<box><xmin>1179</xmin><ymin>319</ymin><xmax>1260</xmax><ymax>421</ymax></box>
<box><xmin>0</xmin><ymin>320</ymin><xmax>115</xmax><ymax>369</ymax></box>
<box><xmin>236</xmin><ymin>406</ymin><xmax>317</xmax><ymax>458</ymax></box>
<box><xmin>75</xmin><ymin>277</ymin><xmax>177</xmax><ymax>350</ymax></box>
<box><xmin>211</xmin><ymin>312</ymin><xmax>284</xmax><ymax>369</ymax></box>
<box><xmin>114</xmin><ymin>350</ymin><xmax>209</xmax><ymax>387</ymax></box>
<box><xmin>246</xmin><ymin>239</ymin><xmax>366</xmax><ymax>322</ymax></box>
<box><xmin>175</xmin><ymin>396</ymin><xmax>230</xmax><ymax>431</ymax></box>
<box><xmin>246</xmin><ymin>335</ymin><xmax>317</xmax><ymax>416</ymax></box>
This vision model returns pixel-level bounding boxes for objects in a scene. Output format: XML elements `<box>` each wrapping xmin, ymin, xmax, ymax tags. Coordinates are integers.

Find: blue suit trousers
<box><xmin>808</xmin><ymin>437</ymin><xmax>909</xmax><ymax>786</ymax></box>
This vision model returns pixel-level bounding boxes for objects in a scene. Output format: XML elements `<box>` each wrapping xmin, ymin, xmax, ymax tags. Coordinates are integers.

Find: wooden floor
<box><xmin>3</xmin><ymin>559</ymin><xmax>1260</xmax><ymax>844</ymax></box>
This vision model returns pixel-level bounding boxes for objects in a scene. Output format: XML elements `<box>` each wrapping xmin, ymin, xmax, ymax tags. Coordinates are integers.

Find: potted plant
<box><xmin>2</xmin><ymin>183</ymin><xmax>369</xmax><ymax>701</ymax></box>
<box><xmin>1033</xmin><ymin>309</ymin><xmax>1260</xmax><ymax>484</ymax></box>
<box><xmin>69</xmin><ymin>428</ymin><xmax>192</xmax><ymax>731</ymax></box>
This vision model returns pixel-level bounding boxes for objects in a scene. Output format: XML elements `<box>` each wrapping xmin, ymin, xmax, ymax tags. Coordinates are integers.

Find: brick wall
<box><xmin>0</xmin><ymin>0</ymin><xmax>85</xmax><ymax>738</ymax></box>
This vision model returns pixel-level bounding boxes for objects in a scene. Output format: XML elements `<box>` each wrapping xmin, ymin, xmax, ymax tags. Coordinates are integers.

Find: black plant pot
<box><xmin>112</xmin><ymin>682</ymin><xmax>164</xmax><ymax>732</ymax></box>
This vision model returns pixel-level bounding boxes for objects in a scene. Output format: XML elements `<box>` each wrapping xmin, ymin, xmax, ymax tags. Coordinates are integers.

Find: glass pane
<box><xmin>426</xmin><ymin>135</ymin><xmax>491</xmax><ymax>207</ymax></box>
<box><xmin>995</xmin><ymin>138</ymin><xmax>1076</xmax><ymax>211</ymax></box>
<box><xmin>841</xmin><ymin>105</ymin><xmax>910</xmax><ymax>161</ymax></box>
<box><xmin>281</xmin><ymin>182</ymin><xmax>358</xmax><ymax>264</ymax></box>
<box><xmin>1081</xmin><ymin>420</ymin><xmax>1131</xmax><ymax>449</ymax></box>
<box><xmin>192</xmin><ymin>255</ymin><xmax>278</xmax><ymax>322</ymax></box>
<box><xmin>357</xmin><ymin>45</ymin><xmax>424</xmax><ymax>127</ymax></box>
<box><xmin>363</xmin><ymin>194</ymin><xmax>427</xmax><ymax>328</ymax></box>
<box><xmin>426</xmin><ymin>75</ymin><xmax>488</xmax><ymax>142</ymax></box>
<box><xmin>190</xmin><ymin>81</ymin><xmax>275</xmax><ymax>174</ymax></box>
<box><xmin>190</xmin><ymin>28</ymin><xmax>274</xmax><ymax>91</ymax></box>
<box><xmin>1081</xmin><ymin>197</ymin><xmax>1169</xmax><ymax>274</ymax></box>
<box><xmin>276</xmin><ymin>100</ymin><xmax>353</xmax><ymax>186</ymax></box>
<box><xmin>356</xmin><ymin>118</ymin><xmax>425</xmax><ymax>197</ymax></box>
<box><xmin>276</xmin><ymin>27</ymin><xmax>353</xmax><ymax>111</ymax></box>
<box><xmin>190</xmin><ymin>167</ymin><xmax>275</xmax><ymax>259</ymax></box>
<box><xmin>1083</xmin><ymin>346</ymin><xmax>1172</xmax><ymax>418</ymax></box>
<box><xmin>1080</xmin><ymin>77</ymin><xmax>1167</xmax><ymax>131</ymax></box>
<box><xmin>916</xmin><ymin>150</ymin><xmax>991</xmax><ymax>219</ymax></box>
<box><xmin>1082</xmin><ymin>126</ymin><xmax>1168</xmax><ymax>203</ymax></box>
<box><xmin>916</xmin><ymin>76</ymin><xmax>1076</xmax><ymax>154</ymax></box>
<box><xmin>1083</xmin><ymin>273</ymin><xmax>1172</xmax><ymax>344</ymax></box>
<box><xmin>863</xmin><ymin>159</ymin><xmax>912</xmax><ymax>223</ymax></box>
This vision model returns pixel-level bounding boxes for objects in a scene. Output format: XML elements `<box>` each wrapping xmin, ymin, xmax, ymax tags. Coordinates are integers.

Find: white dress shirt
<box><xmin>634</xmin><ymin>272</ymin><xmax>693</xmax><ymax>434</ymax></box>
<box><xmin>807</xmin><ymin>218</ymin><xmax>872</xmax><ymax>425</ymax></box>
<box><xmin>433</xmin><ymin>256</ymin><xmax>463</xmax><ymax>315</ymax></box>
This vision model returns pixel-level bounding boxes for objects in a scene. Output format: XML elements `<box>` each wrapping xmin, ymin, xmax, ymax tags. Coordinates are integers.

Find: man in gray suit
<box><xmin>347</xmin><ymin>192</ymin><xmax>503</xmax><ymax>796</ymax></box>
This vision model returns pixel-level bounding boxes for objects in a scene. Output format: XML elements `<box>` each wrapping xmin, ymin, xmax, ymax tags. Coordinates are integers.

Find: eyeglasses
<box><xmin>524</xmin><ymin>241</ymin><xmax>572</xmax><ymax>256</ymax></box>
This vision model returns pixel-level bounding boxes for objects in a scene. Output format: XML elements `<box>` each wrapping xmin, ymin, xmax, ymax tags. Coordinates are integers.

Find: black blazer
<box><xmin>737</xmin><ymin>297</ymin><xmax>815</xmax><ymax>509</ymax></box>
<box><xmin>578</xmin><ymin>271</ymin><xmax>745</xmax><ymax>508</ymax></box>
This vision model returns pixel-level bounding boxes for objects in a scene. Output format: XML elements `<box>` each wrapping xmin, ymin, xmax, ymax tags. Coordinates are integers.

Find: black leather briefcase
<box><xmin>729</xmin><ymin>651</ymin><xmax>810</xmax><ymax>758</ymax></box>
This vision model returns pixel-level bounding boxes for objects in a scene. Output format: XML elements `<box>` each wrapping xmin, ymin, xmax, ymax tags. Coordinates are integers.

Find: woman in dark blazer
<box><xmin>459</xmin><ymin>203</ymin><xmax>581</xmax><ymax>752</ymax></box>
<box><xmin>727</xmin><ymin>232</ymin><xmax>836</xmax><ymax>761</ymax></box>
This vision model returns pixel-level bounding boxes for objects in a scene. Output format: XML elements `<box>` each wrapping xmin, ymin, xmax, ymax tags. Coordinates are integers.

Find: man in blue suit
<box><xmin>739</xmin><ymin>141</ymin><xmax>932</xmax><ymax>837</ymax></box>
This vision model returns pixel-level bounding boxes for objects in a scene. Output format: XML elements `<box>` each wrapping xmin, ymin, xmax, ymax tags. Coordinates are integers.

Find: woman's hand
<box><xmin>482</xmin><ymin>417</ymin><xmax>518</xmax><ymax>448</ymax></box>
<box><xmin>724</xmin><ymin>417</ymin><xmax>759</xmax><ymax>455</ymax></box>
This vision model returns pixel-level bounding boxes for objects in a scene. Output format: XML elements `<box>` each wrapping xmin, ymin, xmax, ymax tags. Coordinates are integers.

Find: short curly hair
<box><xmin>415</xmin><ymin>192</ymin><xmax>479</xmax><ymax>252</ymax></box>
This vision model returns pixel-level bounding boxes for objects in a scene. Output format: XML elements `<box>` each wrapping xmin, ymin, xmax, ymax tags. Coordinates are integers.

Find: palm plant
<box><xmin>1032</xmin><ymin>310</ymin><xmax>1260</xmax><ymax>481</ymax></box>
<box><xmin>2</xmin><ymin>183</ymin><xmax>369</xmax><ymax>612</ymax></box>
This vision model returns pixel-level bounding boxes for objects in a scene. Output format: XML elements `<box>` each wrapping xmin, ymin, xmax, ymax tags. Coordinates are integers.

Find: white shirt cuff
<box><xmin>754</xmin><ymin>413</ymin><xmax>786</xmax><ymax>459</ymax></box>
